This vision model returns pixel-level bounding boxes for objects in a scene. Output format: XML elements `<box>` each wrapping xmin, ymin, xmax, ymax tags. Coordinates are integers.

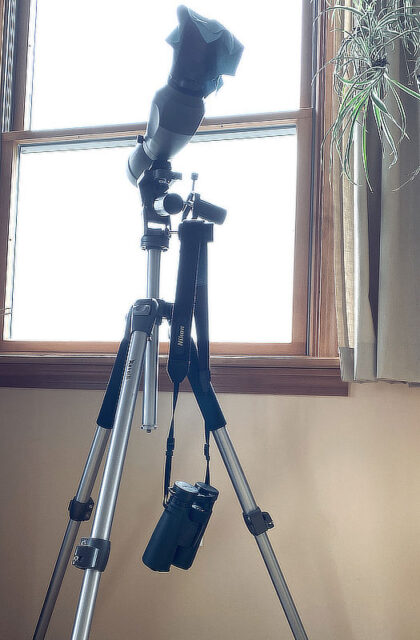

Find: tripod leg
<box><xmin>33</xmin><ymin>425</ymin><xmax>110</xmax><ymax>640</ymax></box>
<box><xmin>33</xmin><ymin>312</ymin><xmax>135</xmax><ymax>639</ymax></box>
<box><xmin>186</xmin><ymin>344</ymin><xmax>308</xmax><ymax>640</ymax></box>
<box><xmin>71</xmin><ymin>300</ymin><xmax>157</xmax><ymax>640</ymax></box>
<box><xmin>212</xmin><ymin>427</ymin><xmax>309</xmax><ymax>640</ymax></box>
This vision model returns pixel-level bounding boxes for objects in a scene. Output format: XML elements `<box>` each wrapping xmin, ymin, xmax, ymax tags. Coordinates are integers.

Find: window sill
<box><xmin>0</xmin><ymin>353</ymin><xmax>347</xmax><ymax>396</ymax></box>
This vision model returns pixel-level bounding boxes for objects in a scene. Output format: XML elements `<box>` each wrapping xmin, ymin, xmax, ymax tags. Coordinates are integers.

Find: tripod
<box><xmin>33</xmin><ymin>164</ymin><xmax>309</xmax><ymax>640</ymax></box>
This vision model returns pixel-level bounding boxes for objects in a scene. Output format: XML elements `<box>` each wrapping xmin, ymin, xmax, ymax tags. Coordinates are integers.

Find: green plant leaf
<box><xmin>318</xmin><ymin>0</ymin><xmax>420</xmax><ymax>186</ymax></box>
<box><xmin>380</xmin><ymin>116</ymin><xmax>399</xmax><ymax>167</ymax></box>
<box><xmin>370</xmin><ymin>92</ymin><xmax>390</xmax><ymax>114</ymax></box>
<box><xmin>324</xmin><ymin>5</ymin><xmax>364</xmax><ymax>18</ymax></box>
<box><xmin>361</xmin><ymin>107</ymin><xmax>372</xmax><ymax>189</ymax></box>
<box><xmin>387</xmin><ymin>77</ymin><xmax>420</xmax><ymax>100</ymax></box>
<box><xmin>388</xmin><ymin>83</ymin><xmax>408</xmax><ymax>145</ymax></box>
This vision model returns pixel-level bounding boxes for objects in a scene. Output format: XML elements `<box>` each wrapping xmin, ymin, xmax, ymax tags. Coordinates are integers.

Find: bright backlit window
<box><xmin>28</xmin><ymin>0</ymin><xmax>302</xmax><ymax>129</ymax></box>
<box><xmin>1</xmin><ymin>0</ymin><xmax>313</xmax><ymax>356</ymax></box>
<box><xmin>8</xmin><ymin>131</ymin><xmax>297</xmax><ymax>342</ymax></box>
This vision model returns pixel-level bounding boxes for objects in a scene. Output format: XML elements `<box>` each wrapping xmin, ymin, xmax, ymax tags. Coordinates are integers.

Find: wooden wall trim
<box><xmin>0</xmin><ymin>354</ymin><xmax>348</xmax><ymax>396</ymax></box>
<box><xmin>308</xmin><ymin>0</ymin><xmax>338</xmax><ymax>358</ymax></box>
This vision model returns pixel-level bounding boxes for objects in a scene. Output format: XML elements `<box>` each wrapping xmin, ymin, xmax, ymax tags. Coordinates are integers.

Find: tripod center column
<box><xmin>141</xmin><ymin>228</ymin><xmax>170</xmax><ymax>431</ymax></box>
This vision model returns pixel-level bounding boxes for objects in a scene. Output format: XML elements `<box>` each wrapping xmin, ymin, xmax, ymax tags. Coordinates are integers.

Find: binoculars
<box><xmin>142</xmin><ymin>481</ymin><xmax>219</xmax><ymax>572</ymax></box>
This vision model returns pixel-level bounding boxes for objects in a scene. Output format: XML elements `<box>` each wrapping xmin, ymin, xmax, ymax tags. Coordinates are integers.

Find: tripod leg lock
<box><xmin>243</xmin><ymin>508</ymin><xmax>274</xmax><ymax>536</ymax></box>
<box><xmin>72</xmin><ymin>538</ymin><xmax>111</xmax><ymax>572</ymax></box>
<box><xmin>131</xmin><ymin>298</ymin><xmax>159</xmax><ymax>335</ymax></box>
<box><xmin>68</xmin><ymin>497</ymin><xmax>94</xmax><ymax>522</ymax></box>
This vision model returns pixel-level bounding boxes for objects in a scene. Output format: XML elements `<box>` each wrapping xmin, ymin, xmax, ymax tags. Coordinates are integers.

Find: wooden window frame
<box><xmin>0</xmin><ymin>0</ymin><xmax>347</xmax><ymax>396</ymax></box>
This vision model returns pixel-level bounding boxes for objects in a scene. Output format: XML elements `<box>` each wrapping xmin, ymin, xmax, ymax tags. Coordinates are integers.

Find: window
<box><xmin>0</xmin><ymin>1</ymin><xmax>346</xmax><ymax>395</ymax></box>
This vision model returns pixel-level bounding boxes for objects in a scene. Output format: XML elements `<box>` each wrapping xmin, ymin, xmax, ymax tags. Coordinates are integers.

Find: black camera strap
<box><xmin>164</xmin><ymin>220</ymin><xmax>212</xmax><ymax>504</ymax></box>
<box><xmin>163</xmin><ymin>363</ymin><xmax>210</xmax><ymax>505</ymax></box>
<box><xmin>195</xmin><ymin>242</ymin><xmax>211</xmax><ymax>391</ymax></box>
<box><xmin>167</xmin><ymin>220</ymin><xmax>212</xmax><ymax>386</ymax></box>
<box><xmin>204</xmin><ymin>425</ymin><xmax>210</xmax><ymax>485</ymax></box>
<box><xmin>163</xmin><ymin>381</ymin><xmax>179</xmax><ymax>506</ymax></box>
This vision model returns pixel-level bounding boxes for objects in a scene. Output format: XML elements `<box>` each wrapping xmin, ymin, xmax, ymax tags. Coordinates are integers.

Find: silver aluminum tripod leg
<box><xmin>71</xmin><ymin>328</ymin><xmax>149</xmax><ymax>640</ymax></box>
<box><xmin>33</xmin><ymin>425</ymin><xmax>110</xmax><ymax>640</ymax></box>
<box><xmin>212</xmin><ymin>427</ymin><xmax>309</xmax><ymax>640</ymax></box>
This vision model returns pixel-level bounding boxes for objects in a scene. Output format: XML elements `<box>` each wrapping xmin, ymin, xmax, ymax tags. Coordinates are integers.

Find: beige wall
<box><xmin>1</xmin><ymin>382</ymin><xmax>420</xmax><ymax>640</ymax></box>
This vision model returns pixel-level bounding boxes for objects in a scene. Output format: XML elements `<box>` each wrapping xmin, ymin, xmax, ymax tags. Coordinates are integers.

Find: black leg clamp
<box><xmin>68</xmin><ymin>497</ymin><xmax>94</xmax><ymax>522</ymax></box>
<box><xmin>72</xmin><ymin>538</ymin><xmax>111</xmax><ymax>572</ymax></box>
<box><xmin>243</xmin><ymin>508</ymin><xmax>274</xmax><ymax>536</ymax></box>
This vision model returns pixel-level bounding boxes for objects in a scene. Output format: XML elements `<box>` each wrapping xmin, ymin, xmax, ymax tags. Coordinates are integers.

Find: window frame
<box><xmin>0</xmin><ymin>0</ymin><xmax>346</xmax><ymax>395</ymax></box>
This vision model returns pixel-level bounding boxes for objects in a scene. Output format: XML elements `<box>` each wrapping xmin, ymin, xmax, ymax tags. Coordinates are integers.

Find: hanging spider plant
<box><xmin>321</xmin><ymin>0</ymin><xmax>420</xmax><ymax>187</ymax></box>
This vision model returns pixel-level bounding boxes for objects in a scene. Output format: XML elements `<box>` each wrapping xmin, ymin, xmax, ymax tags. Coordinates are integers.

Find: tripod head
<box><xmin>139</xmin><ymin>160</ymin><xmax>227</xmax><ymax>250</ymax></box>
<box><xmin>138</xmin><ymin>160</ymin><xmax>182</xmax><ymax>230</ymax></box>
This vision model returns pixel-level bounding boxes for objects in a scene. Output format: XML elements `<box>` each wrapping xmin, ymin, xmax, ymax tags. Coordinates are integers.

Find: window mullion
<box><xmin>300</xmin><ymin>0</ymin><xmax>314</xmax><ymax>110</ymax></box>
<box><xmin>1</xmin><ymin>0</ymin><xmax>18</xmax><ymax>132</ymax></box>
<box><xmin>3</xmin><ymin>0</ymin><xmax>32</xmax><ymax>132</ymax></box>
<box><xmin>1</xmin><ymin>110</ymin><xmax>307</xmax><ymax>146</ymax></box>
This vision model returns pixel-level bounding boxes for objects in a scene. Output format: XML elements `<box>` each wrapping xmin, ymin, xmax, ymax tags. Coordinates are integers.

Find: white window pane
<box><xmin>8</xmin><ymin>133</ymin><xmax>296</xmax><ymax>342</ymax></box>
<box><xmin>29</xmin><ymin>1</ymin><xmax>302</xmax><ymax>130</ymax></box>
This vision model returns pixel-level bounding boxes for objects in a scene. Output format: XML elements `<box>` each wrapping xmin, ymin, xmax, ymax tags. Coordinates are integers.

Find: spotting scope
<box><xmin>127</xmin><ymin>5</ymin><xmax>243</xmax><ymax>185</ymax></box>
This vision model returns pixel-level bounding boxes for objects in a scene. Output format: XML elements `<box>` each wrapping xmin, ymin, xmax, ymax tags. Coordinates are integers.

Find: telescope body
<box><xmin>127</xmin><ymin>84</ymin><xmax>204</xmax><ymax>185</ymax></box>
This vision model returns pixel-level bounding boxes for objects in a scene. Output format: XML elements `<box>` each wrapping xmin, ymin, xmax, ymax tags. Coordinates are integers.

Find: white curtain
<box><xmin>334</xmin><ymin>36</ymin><xmax>420</xmax><ymax>383</ymax></box>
